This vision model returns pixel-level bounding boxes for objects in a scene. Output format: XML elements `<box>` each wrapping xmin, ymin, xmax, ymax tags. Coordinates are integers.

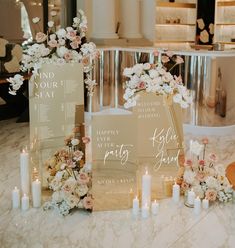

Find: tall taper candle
<box><xmin>142</xmin><ymin>169</ymin><xmax>151</xmax><ymax>207</ymax></box>
<box><xmin>32</xmin><ymin>179</ymin><xmax>41</xmax><ymax>208</ymax></box>
<box><xmin>20</xmin><ymin>148</ymin><xmax>30</xmax><ymax>195</ymax></box>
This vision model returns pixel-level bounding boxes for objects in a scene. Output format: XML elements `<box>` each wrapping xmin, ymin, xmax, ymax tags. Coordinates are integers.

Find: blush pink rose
<box><xmin>175</xmin><ymin>55</ymin><xmax>184</xmax><ymax>64</ymax></box>
<box><xmin>209</xmin><ymin>153</ymin><xmax>217</xmax><ymax>162</ymax></box>
<box><xmin>166</xmin><ymin>51</ymin><xmax>174</xmax><ymax>57</ymax></box>
<box><xmin>184</xmin><ymin>159</ymin><xmax>193</xmax><ymax>167</ymax></box>
<box><xmin>66</xmin><ymin>30</ymin><xmax>77</xmax><ymax>40</ymax></box>
<box><xmin>64</xmin><ymin>52</ymin><xmax>73</xmax><ymax>62</ymax></box>
<box><xmin>161</xmin><ymin>55</ymin><xmax>170</xmax><ymax>63</ymax></box>
<box><xmin>181</xmin><ymin>181</ymin><xmax>190</xmax><ymax>191</ymax></box>
<box><xmin>82</xmin><ymin>136</ymin><xmax>90</xmax><ymax>144</ymax></box>
<box><xmin>82</xmin><ymin>56</ymin><xmax>90</xmax><ymax>66</ymax></box>
<box><xmin>205</xmin><ymin>189</ymin><xmax>217</xmax><ymax>201</ymax></box>
<box><xmin>153</xmin><ymin>50</ymin><xmax>159</xmax><ymax>56</ymax></box>
<box><xmin>78</xmin><ymin>172</ymin><xmax>89</xmax><ymax>185</ymax></box>
<box><xmin>67</xmin><ymin>159</ymin><xmax>76</xmax><ymax>168</ymax></box>
<box><xmin>196</xmin><ymin>171</ymin><xmax>206</xmax><ymax>182</ymax></box>
<box><xmin>73</xmin><ymin>150</ymin><xmax>83</xmax><ymax>161</ymax></box>
<box><xmin>36</xmin><ymin>32</ymin><xmax>47</xmax><ymax>43</ymax></box>
<box><xmin>70</xmin><ymin>41</ymin><xmax>80</xmax><ymax>49</ymax></box>
<box><xmin>199</xmin><ymin>160</ymin><xmax>205</xmax><ymax>166</ymax></box>
<box><xmin>83</xmin><ymin>196</ymin><xmax>93</xmax><ymax>210</ymax></box>
<box><xmin>48</xmin><ymin>39</ymin><xmax>57</xmax><ymax>48</ymax></box>
<box><xmin>202</xmin><ymin>138</ymin><xmax>209</xmax><ymax>145</ymax></box>
<box><xmin>138</xmin><ymin>81</ymin><xmax>146</xmax><ymax>89</ymax></box>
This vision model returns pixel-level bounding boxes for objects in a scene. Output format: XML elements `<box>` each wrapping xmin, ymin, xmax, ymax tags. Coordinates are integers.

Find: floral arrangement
<box><xmin>43</xmin><ymin>129</ymin><xmax>92</xmax><ymax>216</ymax></box>
<box><xmin>123</xmin><ymin>51</ymin><xmax>192</xmax><ymax>109</ymax></box>
<box><xmin>178</xmin><ymin>138</ymin><xmax>233</xmax><ymax>203</ymax></box>
<box><xmin>8</xmin><ymin>10</ymin><xmax>98</xmax><ymax>96</ymax></box>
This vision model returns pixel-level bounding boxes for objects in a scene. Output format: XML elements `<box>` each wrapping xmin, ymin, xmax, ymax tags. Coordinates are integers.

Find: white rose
<box><xmin>73</xmin><ymin>17</ymin><xmax>80</xmax><ymax>24</ymax></box>
<box><xmin>61</xmin><ymin>163</ymin><xmax>66</xmax><ymax>170</ymax></box>
<box><xmin>58</xmin><ymin>39</ymin><xmax>65</xmax><ymax>46</ymax></box>
<box><xmin>183</xmin><ymin>169</ymin><xmax>196</xmax><ymax>184</ymax></box>
<box><xmin>51</xmin><ymin>10</ymin><xmax>57</xmax><ymax>17</ymax></box>
<box><xmin>56</xmin><ymin>28</ymin><xmax>66</xmax><ymax>38</ymax></box>
<box><xmin>66</xmin><ymin>26</ymin><xmax>73</xmax><ymax>32</ymax></box>
<box><xmin>123</xmin><ymin>68</ymin><xmax>134</xmax><ymax>77</ymax></box>
<box><xmin>40</xmin><ymin>47</ymin><xmax>50</xmax><ymax>57</ymax></box>
<box><xmin>48</xmin><ymin>21</ymin><xmax>54</xmax><ymax>28</ymax></box>
<box><xmin>149</xmin><ymin>69</ymin><xmax>159</xmax><ymax>79</ymax></box>
<box><xmin>50</xmin><ymin>34</ymin><xmax>56</xmax><ymax>40</ymax></box>
<box><xmin>56</xmin><ymin>46</ymin><xmax>68</xmax><ymax>58</ymax></box>
<box><xmin>205</xmin><ymin>176</ymin><xmax>220</xmax><ymax>190</ymax></box>
<box><xmin>32</xmin><ymin>17</ymin><xmax>40</xmax><ymax>24</ymax></box>
<box><xmin>143</xmin><ymin>63</ymin><xmax>151</xmax><ymax>70</ymax></box>
<box><xmin>190</xmin><ymin>140</ymin><xmax>204</xmax><ymax>156</ymax></box>
<box><xmin>132</xmin><ymin>64</ymin><xmax>144</xmax><ymax>77</ymax></box>
<box><xmin>214</xmin><ymin>164</ymin><xmax>225</xmax><ymax>176</ymax></box>
<box><xmin>55</xmin><ymin>171</ymin><xmax>64</xmax><ymax>180</ymax></box>
<box><xmin>71</xmin><ymin>138</ymin><xmax>79</xmax><ymax>146</ymax></box>
<box><xmin>52</xmin><ymin>192</ymin><xmax>63</xmax><ymax>203</ymax></box>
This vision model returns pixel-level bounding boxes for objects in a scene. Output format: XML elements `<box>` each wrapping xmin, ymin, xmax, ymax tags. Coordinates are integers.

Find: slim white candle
<box><xmin>32</xmin><ymin>179</ymin><xmax>41</xmax><ymax>208</ymax></box>
<box><xmin>141</xmin><ymin>203</ymin><xmax>149</xmax><ymax>219</ymax></box>
<box><xmin>21</xmin><ymin>194</ymin><xmax>29</xmax><ymax>211</ymax></box>
<box><xmin>132</xmin><ymin>196</ymin><xmax>139</xmax><ymax>215</ymax></box>
<box><xmin>202</xmin><ymin>198</ymin><xmax>209</xmax><ymax>209</ymax></box>
<box><xmin>189</xmin><ymin>140</ymin><xmax>193</xmax><ymax>159</ymax></box>
<box><xmin>151</xmin><ymin>200</ymin><xmax>159</xmax><ymax>215</ymax></box>
<box><xmin>20</xmin><ymin>148</ymin><xmax>30</xmax><ymax>195</ymax></box>
<box><xmin>12</xmin><ymin>186</ymin><xmax>20</xmax><ymax>209</ymax></box>
<box><xmin>187</xmin><ymin>188</ymin><xmax>195</xmax><ymax>205</ymax></box>
<box><xmin>194</xmin><ymin>196</ymin><xmax>201</xmax><ymax>215</ymax></box>
<box><xmin>142</xmin><ymin>169</ymin><xmax>151</xmax><ymax>207</ymax></box>
<box><xmin>172</xmin><ymin>182</ymin><xmax>180</xmax><ymax>203</ymax></box>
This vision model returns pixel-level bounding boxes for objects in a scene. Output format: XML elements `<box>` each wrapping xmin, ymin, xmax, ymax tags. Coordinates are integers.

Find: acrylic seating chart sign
<box><xmin>92</xmin><ymin>114</ymin><xmax>138</xmax><ymax>211</ymax></box>
<box><xmin>29</xmin><ymin>63</ymin><xmax>84</xmax><ymax>186</ymax></box>
<box><xmin>133</xmin><ymin>92</ymin><xmax>184</xmax><ymax>199</ymax></box>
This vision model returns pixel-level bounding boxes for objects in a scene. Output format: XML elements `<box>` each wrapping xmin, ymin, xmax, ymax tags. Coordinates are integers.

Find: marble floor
<box><xmin>0</xmin><ymin>118</ymin><xmax>235</xmax><ymax>248</ymax></box>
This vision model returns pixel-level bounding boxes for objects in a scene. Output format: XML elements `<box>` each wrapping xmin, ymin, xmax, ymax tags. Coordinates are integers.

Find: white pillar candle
<box><xmin>142</xmin><ymin>169</ymin><xmax>151</xmax><ymax>207</ymax></box>
<box><xmin>32</xmin><ymin>179</ymin><xmax>41</xmax><ymax>208</ymax></box>
<box><xmin>141</xmin><ymin>203</ymin><xmax>149</xmax><ymax>219</ymax></box>
<box><xmin>12</xmin><ymin>186</ymin><xmax>20</xmax><ymax>209</ymax></box>
<box><xmin>172</xmin><ymin>182</ymin><xmax>180</xmax><ymax>203</ymax></box>
<box><xmin>20</xmin><ymin>148</ymin><xmax>30</xmax><ymax>195</ymax></box>
<box><xmin>194</xmin><ymin>196</ymin><xmax>201</xmax><ymax>215</ymax></box>
<box><xmin>21</xmin><ymin>194</ymin><xmax>29</xmax><ymax>211</ymax></box>
<box><xmin>132</xmin><ymin>196</ymin><xmax>139</xmax><ymax>215</ymax></box>
<box><xmin>151</xmin><ymin>200</ymin><xmax>159</xmax><ymax>215</ymax></box>
<box><xmin>202</xmin><ymin>198</ymin><xmax>209</xmax><ymax>209</ymax></box>
<box><xmin>187</xmin><ymin>188</ymin><xmax>195</xmax><ymax>205</ymax></box>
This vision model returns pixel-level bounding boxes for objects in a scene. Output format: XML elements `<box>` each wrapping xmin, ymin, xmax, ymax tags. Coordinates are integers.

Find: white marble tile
<box><xmin>0</xmin><ymin>118</ymin><xmax>235</xmax><ymax>248</ymax></box>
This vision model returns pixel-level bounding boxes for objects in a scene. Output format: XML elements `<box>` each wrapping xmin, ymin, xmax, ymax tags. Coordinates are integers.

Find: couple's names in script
<box><xmin>150</xmin><ymin>127</ymin><xmax>180</xmax><ymax>171</ymax></box>
<box><xmin>96</xmin><ymin>129</ymin><xmax>133</xmax><ymax>165</ymax></box>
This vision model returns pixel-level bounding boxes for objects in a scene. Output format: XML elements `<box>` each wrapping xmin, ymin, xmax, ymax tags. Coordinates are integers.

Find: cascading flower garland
<box><xmin>123</xmin><ymin>51</ymin><xmax>192</xmax><ymax>109</ymax></box>
<box><xmin>8</xmin><ymin>9</ymin><xmax>98</xmax><ymax>96</ymax></box>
